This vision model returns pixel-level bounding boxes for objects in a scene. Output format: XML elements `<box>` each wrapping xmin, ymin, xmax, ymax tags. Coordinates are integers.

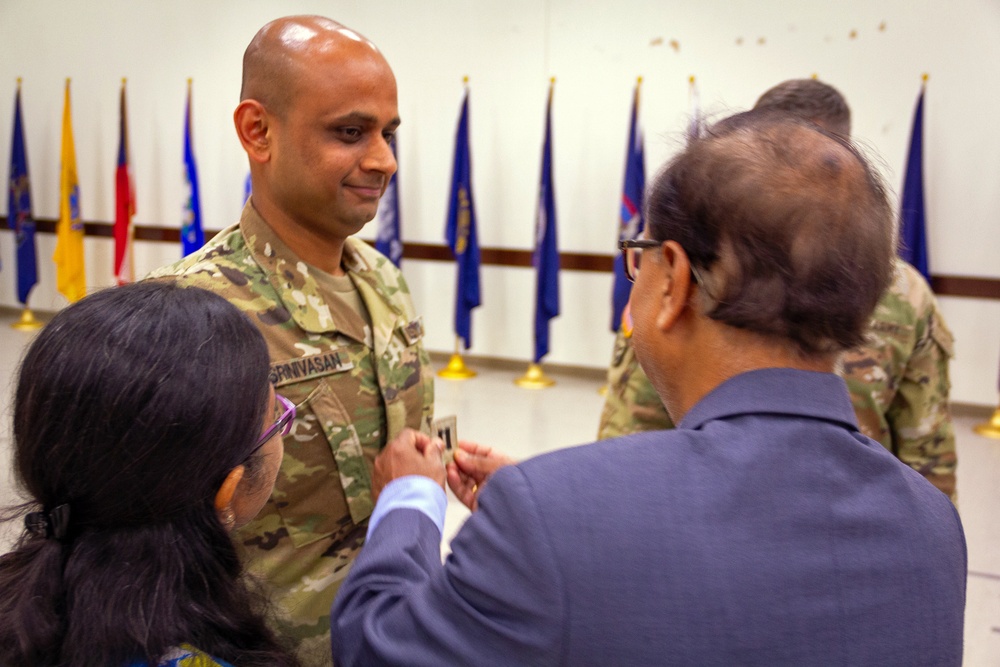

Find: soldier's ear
<box><xmin>234</xmin><ymin>100</ymin><xmax>271</xmax><ymax>163</ymax></box>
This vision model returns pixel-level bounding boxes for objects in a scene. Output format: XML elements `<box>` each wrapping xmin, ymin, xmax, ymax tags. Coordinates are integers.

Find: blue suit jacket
<box><xmin>333</xmin><ymin>369</ymin><xmax>966</xmax><ymax>666</ymax></box>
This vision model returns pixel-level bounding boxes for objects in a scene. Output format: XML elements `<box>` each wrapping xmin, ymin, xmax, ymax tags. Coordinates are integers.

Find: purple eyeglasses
<box><xmin>254</xmin><ymin>394</ymin><xmax>296</xmax><ymax>451</ymax></box>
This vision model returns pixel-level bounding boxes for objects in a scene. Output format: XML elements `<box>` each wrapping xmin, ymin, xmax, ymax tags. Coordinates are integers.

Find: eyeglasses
<box><xmin>619</xmin><ymin>238</ymin><xmax>715</xmax><ymax>300</ymax></box>
<box><xmin>619</xmin><ymin>238</ymin><xmax>662</xmax><ymax>283</ymax></box>
<box><xmin>253</xmin><ymin>394</ymin><xmax>296</xmax><ymax>451</ymax></box>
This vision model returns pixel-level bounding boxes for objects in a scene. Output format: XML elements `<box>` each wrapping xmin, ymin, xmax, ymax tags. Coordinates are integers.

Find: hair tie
<box><xmin>25</xmin><ymin>504</ymin><xmax>71</xmax><ymax>541</ymax></box>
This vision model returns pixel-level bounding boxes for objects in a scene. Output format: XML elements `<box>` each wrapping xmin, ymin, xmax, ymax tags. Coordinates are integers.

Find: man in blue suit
<box><xmin>331</xmin><ymin>110</ymin><xmax>967</xmax><ymax>666</ymax></box>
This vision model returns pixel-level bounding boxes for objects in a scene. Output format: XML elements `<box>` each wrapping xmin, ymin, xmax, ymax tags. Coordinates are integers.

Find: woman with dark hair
<box><xmin>0</xmin><ymin>282</ymin><xmax>299</xmax><ymax>667</ymax></box>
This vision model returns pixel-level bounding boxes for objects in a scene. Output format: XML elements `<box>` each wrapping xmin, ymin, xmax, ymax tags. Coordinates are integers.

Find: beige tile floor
<box><xmin>0</xmin><ymin>308</ymin><xmax>997</xmax><ymax>665</ymax></box>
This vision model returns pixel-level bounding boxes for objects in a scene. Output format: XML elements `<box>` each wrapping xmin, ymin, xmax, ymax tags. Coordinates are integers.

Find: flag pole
<box><xmin>974</xmin><ymin>407</ymin><xmax>1000</xmax><ymax>439</ymax></box>
<box><xmin>124</xmin><ymin>77</ymin><xmax>135</xmax><ymax>283</ymax></box>
<box><xmin>517</xmin><ymin>76</ymin><xmax>559</xmax><ymax>390</ymax></box>
<box><xmin>438</xmin><ymin>336</ymin><xmax>477</xmax><ymax>380</ymax></box>
<box><xmin>976</xmin><ymin>347</ymin><xmax>1000</xmax><ymax>438</ymax></box>
<box><xmin>515</xmin><ymin>362</ymin><xmax>555</xmax><ymax>389</ymax></box>
<box><xmin>11</xmin><ymin>308</ymin><xmax>42</xmax><ymax>331</ymax></box>
<box><xmin>441</xmin><ymin>75</ymin><xmax>480</xmax><ymax>380</ymax></box>
<box><xmin>10</xmin><ymin>77</ymin><xmax>42</xmax><ymax>330</ymax></box>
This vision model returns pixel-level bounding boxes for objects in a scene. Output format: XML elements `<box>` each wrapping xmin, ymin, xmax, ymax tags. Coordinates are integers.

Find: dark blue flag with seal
<box><xmin>181</xmin><ymin>79</ymin><xmax>203</xmax><ymax>257</ymax></box>
<box><xmin>444</xmin><ymin>88</ymin><xmax>481</xmax><ymax>349</ymax></box>
<box><xmin>7</xmin><ymin>84</ymin><xmax>38</xmax><ymax>305</ymax></box>
<box><xmin>375</xmin><ymin>138</ymin><xmax>403</xmax><ymax>266</ymax></box>
<box><xmin>533</xmin><ymin>80</ymin><xmax>560</xmax><ymax>363</ymax></box>
<box><xmin>611</xmin><ymin>81</ymin><xmax>645</xmax><ymax>331</ymax></box>
<box><xmin>899</xmin><ymin>81</ymin><xmax>929</xmax><ymax>281</ymax></box>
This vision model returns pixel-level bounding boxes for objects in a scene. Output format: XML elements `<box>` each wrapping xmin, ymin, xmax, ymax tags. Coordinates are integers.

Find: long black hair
<box><xmin>0</xmin><ymin>282</ymin><xmax>298</xmax><ymax>667</ymax></box>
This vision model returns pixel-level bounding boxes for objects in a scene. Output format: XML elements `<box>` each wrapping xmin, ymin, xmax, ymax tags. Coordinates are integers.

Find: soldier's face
<box><xmin>266</xmin><ymin>47</ymin><xmax>399</xmax><ymax>242</ymax></box>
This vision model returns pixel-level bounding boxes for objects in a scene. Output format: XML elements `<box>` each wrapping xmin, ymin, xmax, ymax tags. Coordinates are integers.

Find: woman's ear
<box><xmin>214</xmin><ymin>465</ymin><xmax>245</xmax><ymax>528</ymax></box>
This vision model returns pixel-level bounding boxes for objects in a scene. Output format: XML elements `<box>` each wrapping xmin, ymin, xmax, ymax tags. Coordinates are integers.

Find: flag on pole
<box><xmin>899</xmin><ymin>78</ymin><xmax>929</xmax><ymax>282</ymax></box>
<box><xmin>375</xmin><ymin>138</ymin><xmax>402</xmax><ymax>266</ymax></box>
<box><xmin>611</xmin><ymin>79</ymin><xmax>645</xmax><ymax>332</ymax></box>
<box><xmin>243</xmin><ymin>172</ymin><xmax>252</xmax><ymax>205</ymax></box>
<box><xmin>444</xmin><ymin>84</ymin><xmax>481</xmax><ymax>350</ymax></box>
<box><xmin>181</xmin><ymin>79</ymin><xmax>203</xmax><ymax>256</ymax></box>
<box><xmin>687</xmin><ymin>75</ymin><xmax>701</xmax><ymax>142</ymax></box>
<box><xmin>114</xmin><ymin>78</ymin><xmax>135</xmax><ymax>285</ymax></box>
<box><xmin>533</xmin><ymin>79</ymin><xmax>560</xmax><ymax>363</ymax></box>
<box><xmin>53</xmin><ymin>78</ymin><xmax>85</xmax><ymax>303</ymax></box>
<box><xmin>7</xmin><ymin>81</ymin><xmax>38</xmax><ymax>305</ymax></box>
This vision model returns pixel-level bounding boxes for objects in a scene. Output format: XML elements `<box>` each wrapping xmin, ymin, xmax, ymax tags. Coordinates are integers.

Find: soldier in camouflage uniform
<box><xmin>148</xmin><ymin>16</ymin><xmax>433</xmax><ymax>665</ymax></box>
<box><xmin>599</xmin><ymin>79</ymin><xmax>957</xmax><ymax>501</ymax></box>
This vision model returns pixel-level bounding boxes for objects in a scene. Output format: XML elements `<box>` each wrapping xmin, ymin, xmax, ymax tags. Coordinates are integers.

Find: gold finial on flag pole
<box><xmin>811</xmin><ymin>73</ymin><xmax>819</xmax><ymax>80</ymax></box>
<box><xmin>515</xmin><ymin>362</ymin><xmax>555</xmax><ymax>389</ymax></box>
<box><xmin>689</xmin><ymin>75</ymin><xmax>695</xmax><ymax>85</ymax></box>
<box><xmin>438</xmin><ymin>337</ymin><xmax>477</xmax><ymax>380</ymax></box>
<box><xmin>16</xmin><ymin>77</ymin><xmax>22</xmax><ymax>89</ymax></box>
<box><xmin>463</xmin><ymin>75</ymin><xmax>469</xmax><ymax>85</ymax></box>
<box><xmin>11</xmin><ymin>308</ymin><xmax>43</xmax><ymax>331</ymax></box>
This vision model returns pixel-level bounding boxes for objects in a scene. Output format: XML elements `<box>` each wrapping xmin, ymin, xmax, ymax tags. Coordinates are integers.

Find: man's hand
<box><xmin>446</xmin><ymin>441</ymin><xmax>516</xmax><ymax>511</ymax></box>
<box><xmin>373</xmin><ymin>429</ymin><xmax>446</xmax><ymax>501</ymax></box>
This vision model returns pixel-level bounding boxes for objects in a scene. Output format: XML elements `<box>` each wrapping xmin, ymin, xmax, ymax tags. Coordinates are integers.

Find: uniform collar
<box><xmin>678</xmin><ymin>368</ymin><xmax>860</xmax><ymax>432</ymax></box>
<box><xmin>238</xmin><ymin>202</ymin><xmax>378</xmax><ymax>335</ymax></box>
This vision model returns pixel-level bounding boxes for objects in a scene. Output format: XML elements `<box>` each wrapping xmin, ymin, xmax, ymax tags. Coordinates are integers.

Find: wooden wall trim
<box><xmin>4</xmin><ymin>217</ymin><xmax>998</xmax><ymax>299</ymax></box>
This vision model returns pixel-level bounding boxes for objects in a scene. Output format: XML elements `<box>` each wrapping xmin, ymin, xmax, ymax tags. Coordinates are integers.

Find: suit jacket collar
<box><xmin>678</xmin><ymin>368</ymin><xmax>859</xmax><ymax>432</ymax></box>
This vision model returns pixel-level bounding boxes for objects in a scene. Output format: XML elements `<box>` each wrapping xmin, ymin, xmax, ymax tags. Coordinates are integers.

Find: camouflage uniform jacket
<box><xmin>148</xmin><ymin>203</ymin><xmax>434</xmax><ymax>665</ymax></box>
<box><xmin>598</xmin><ymin>258</ymin><xmax>957</xmax><ymax>500</ymax></box>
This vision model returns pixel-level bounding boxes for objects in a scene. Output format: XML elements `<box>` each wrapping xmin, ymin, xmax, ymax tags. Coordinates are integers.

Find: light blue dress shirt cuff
<box><xmin>368</xmin><ymin>475</ymin><xmax>448</xmax><ymax>537</ymax></box>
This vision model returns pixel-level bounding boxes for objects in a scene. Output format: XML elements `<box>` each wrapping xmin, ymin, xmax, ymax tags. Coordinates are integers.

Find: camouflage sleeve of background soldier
<box><xmin>885</xmin><ymin>265</ymin><xmax>958</xmax><ymax>501</ymax></box>
<box><xmin>597</xmin><ymin>330</ymin><xmax>675</xmax><ymax>439</ymax></box>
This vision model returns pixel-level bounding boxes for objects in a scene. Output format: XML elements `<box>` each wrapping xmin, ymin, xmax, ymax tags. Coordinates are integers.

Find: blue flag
<box><xmin>899</xmin><ymin>84</ymin><xmax>929</xmax><ymax>281</ymax></box>
<box><xmin>533</xmin><ymin>81</ymin><xmax>560</xmax><ymax>363</ymax></box>
<box><xmin>375</xmin><ymin>138</ymin><xmax>403</xmax><ymax>267</ymax></box>
<box><xmin>7</xmin><ymin>85</ymin><xmax>38</xmax><ymax>304</ymax></box>
<box><xmin>243</xmin><ymin>172</ymin><xmax>252</xmax><ymax>205</ymax></box>
<box><xmin>611</xmin><ymin>82</ymin><xmax>645</xmax><ymax>331</ymax></box>
<box><xmin>445</xmin><ymin>90</ymin><xmax>481</xmax><ymax>350</ymax></box>
<box><xmin>181</xmin><ymin>80</ymin><xmax>203</xmax><ymax>256</ymax></box>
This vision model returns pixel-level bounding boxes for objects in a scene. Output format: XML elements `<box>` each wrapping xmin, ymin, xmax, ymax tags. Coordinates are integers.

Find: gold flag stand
<box><xmin>973</xmin><ymin>406</ymin><xmax>1000</xmax><ymax>439</ymax></box>
<box><xmin>11</xmin><ymin>308</ymin><xmax>42</xmax><ymax>331</ymax></box>
<box><xmin>515</xmin><ymin>362</ymin><xmax>555</xmax><ymax>389</ymax></box>
<box><xmin>438</xmin><ymin>338</ymin><xmax>476</xmax><ymax>380</ymax></box>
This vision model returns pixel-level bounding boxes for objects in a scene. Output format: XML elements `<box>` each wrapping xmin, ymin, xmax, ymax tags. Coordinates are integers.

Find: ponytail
<box><xmin>0</xmin><ymin>514</ymin><xmax>70</xmax><ymax>665</ymax></box>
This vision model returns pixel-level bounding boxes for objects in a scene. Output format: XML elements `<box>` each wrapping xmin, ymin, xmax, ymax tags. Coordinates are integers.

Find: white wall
<box><xmin>1</xmin><ymin>0</ymin><xmax>998</xmax><ymax>405</ymax></box>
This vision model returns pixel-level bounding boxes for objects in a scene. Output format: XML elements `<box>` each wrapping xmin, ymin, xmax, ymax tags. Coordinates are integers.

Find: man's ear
<box><xmin>234</xmin><ymin>100</ymin><xmax>271</xmax><ymax>164</ymax></box>
<box><xmin>654</xmin><ymin>240</ymin><xmax>695</xmax><ymax>332</ymax></box>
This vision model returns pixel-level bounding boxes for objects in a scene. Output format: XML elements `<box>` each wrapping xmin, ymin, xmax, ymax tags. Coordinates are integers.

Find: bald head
<box><xmin>241</xmin><ymin>15</ymin><xmax>388</xmax><ymax>116</ymax></box>
<box><xmin>645</xmin><ymin>110</ymin><xmax>894</xmax><ymax>355</ymax></box>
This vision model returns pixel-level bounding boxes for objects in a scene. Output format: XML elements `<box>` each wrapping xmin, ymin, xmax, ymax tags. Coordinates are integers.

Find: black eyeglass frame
<box><xmin>618</xmin><ymin>237</ymin><xmax>714</xmax><ymax>301</ymax></box>
<box><xmin>619</xmin><ymin>238</ymin><xmax>663</xmax><ymax>283</ymax></box>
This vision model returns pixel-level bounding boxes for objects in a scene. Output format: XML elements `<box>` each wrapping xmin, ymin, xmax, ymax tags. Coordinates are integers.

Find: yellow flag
<box><xmin>54</xmin><ymin>78</ymin><xmax>86</xmax><ymax>302</ymax></box>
